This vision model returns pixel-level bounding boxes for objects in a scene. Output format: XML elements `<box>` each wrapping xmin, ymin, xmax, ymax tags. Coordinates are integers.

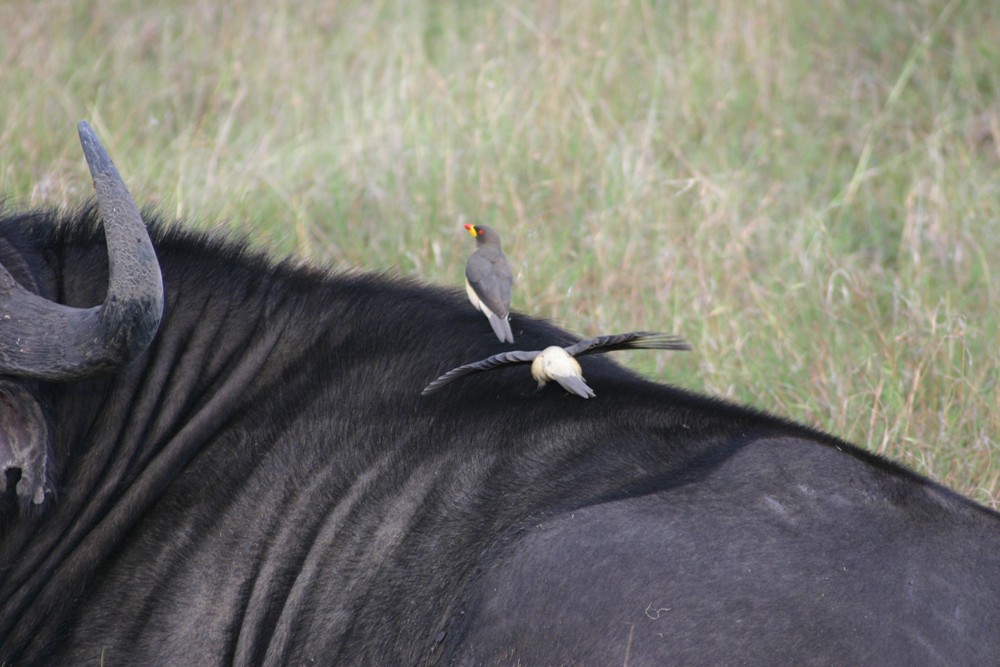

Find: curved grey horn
<box><xmin>0</xmin><ymin>121</ymin><xmax>163</xmax><ymax>380</ymax></box>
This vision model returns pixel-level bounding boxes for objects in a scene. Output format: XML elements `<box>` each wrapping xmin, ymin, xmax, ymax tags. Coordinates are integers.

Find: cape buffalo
<box><xmin>1</xmin><ymin>123</ymin><xmax>999</xmax><ymax>665</ymax></box>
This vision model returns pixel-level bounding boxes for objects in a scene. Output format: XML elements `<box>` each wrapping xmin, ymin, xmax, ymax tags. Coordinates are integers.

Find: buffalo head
<box><xmin>0</xmin><ymin>121</ymin><xmax>163</xmax><ymax>505</ymax></box>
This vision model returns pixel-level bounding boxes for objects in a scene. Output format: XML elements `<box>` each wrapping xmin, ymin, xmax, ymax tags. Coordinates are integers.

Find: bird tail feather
<box><xmin>487</xmin><ymin>313</ymin><xmax>514</xmax><ymax>343</ymax></box>
<box><xmin>555</xmin><ymin>375</ymin><xmax>596</xmax><ymax>399</ymax></box>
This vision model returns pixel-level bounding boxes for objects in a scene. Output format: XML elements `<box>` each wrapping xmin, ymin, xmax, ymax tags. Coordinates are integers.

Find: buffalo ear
<box><xmin>0</xmin><ymin>381</ymin><xmax>52</xmax><ymax>507</ymax></box>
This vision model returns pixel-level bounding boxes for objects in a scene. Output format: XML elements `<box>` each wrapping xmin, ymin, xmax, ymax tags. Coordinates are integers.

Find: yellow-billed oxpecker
<box><xmin>464</xmin><ymin>224</ymin><xmax>514</xmax><ymax>343</ymax></box>
<box><xmin>422</xmin><ymin>332</ymin><xmax>691</xmax><ymax>398</ymax></box>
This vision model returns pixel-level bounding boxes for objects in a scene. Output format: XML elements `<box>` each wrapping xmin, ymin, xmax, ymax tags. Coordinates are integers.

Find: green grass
<box><xmin>1</xmin><ymin>0</ymin><xmax>998</xmax><ymax>507</ymax></box>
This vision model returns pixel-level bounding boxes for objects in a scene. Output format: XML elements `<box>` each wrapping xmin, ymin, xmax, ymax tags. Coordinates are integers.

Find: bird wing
<box><xmin>465</xmin><ymin>249</ymin><xmax>513</xmax><ymax>317</ymax></box>
<box><xmin>421</xmin><ymin>350</ymin><xmax>540</xmax><ymax>395</ymax></box>
<box><xmin>564</xmin><ymin>331</ymin><xmax>692</xmax><ymax>357</ymax></box>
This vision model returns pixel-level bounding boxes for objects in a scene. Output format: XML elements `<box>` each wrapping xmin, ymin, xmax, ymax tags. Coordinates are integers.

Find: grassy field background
<box><xmin>1</xmin><ymin>0</ymin><xmax>998</xmax><ymax>506</ymax></box>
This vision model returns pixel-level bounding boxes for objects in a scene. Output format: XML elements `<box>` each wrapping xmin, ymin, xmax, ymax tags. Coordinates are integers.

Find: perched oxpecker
<box><xmin>464</xmin><ymin>224</ymin><xmax>514</xmax><ymax>343</ymax></box>
<box><xmin>422</xmin><ymin>332</ymin><xmax>692</xmax><ymax>398</ymax></box>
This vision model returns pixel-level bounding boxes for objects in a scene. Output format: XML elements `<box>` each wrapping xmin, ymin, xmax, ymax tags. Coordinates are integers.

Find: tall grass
<box><xmin>1</xmin><ymin>0</ymin><xmax>998</xmax><ymax>506</ymax></box>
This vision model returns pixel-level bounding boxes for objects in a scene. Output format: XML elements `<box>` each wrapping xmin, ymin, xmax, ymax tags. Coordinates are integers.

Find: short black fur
<box><xmin>1</xmin><ymin>205</ymin><xmax>998</xmax><ymax>665</ymax></box>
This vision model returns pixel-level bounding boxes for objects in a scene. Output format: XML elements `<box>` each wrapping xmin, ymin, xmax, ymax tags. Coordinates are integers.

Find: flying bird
<box><xmin>422</xmin><ymin>331</ymin><xmax>692</xmax><ymax>398</ymax></box>
<box><xmin>464</xmin><ymin>224</ymin><xmax>514</xmax><ymax>343</ymax></box>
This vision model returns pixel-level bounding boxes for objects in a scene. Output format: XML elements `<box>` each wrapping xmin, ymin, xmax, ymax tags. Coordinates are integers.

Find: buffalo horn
<box><xmin>0</xmin><ymin>121</ymin><xmax>164</xmax><ymax>380</ymax></box>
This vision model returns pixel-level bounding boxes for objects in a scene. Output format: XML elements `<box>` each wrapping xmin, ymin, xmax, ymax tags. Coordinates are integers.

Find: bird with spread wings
<box><xmin>422</xmin><ymin>331</ymin><xmax>691</xmax><ymax>398</ymax></box>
